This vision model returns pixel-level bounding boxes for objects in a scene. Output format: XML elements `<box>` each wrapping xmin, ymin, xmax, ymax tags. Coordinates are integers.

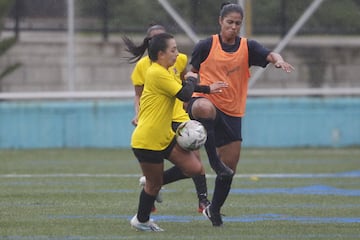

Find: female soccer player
<box><xmin>125</xmin><ymin>32</ymin><xmax>222</xmax><ymax>232</ymax></box>
<box><xmin>187</xmin><ymin>2</ymin><xmax>294</xmax><ymax>227</ymax></box>
<box><xmin>128</xmin><ymin>25</ymin><xmax>211</xmax><ymax>213</ymax></box>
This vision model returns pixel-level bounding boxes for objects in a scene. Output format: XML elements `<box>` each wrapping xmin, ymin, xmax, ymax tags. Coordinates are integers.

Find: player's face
<box><xmin>162</xmin><ymin>38</ymin><xmax>179</xmax><ymax>68</ymax></box>
<box><xmin>219</xmin><ymin>12</ymin><xmax>242</xmax><ymax>42</ymax></box>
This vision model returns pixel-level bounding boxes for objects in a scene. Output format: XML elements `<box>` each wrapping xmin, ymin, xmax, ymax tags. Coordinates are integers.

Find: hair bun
<box><xmin>220</xmin><ymin>1</ymin><xmax>232</xmax><ymax>10</ymax></box>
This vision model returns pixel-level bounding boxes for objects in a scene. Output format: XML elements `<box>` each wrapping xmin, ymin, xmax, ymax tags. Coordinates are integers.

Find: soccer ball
<box><xmin>176</xmin><ymin>120</ymin><xmax>207</xmax><ymax>151</ymax></box>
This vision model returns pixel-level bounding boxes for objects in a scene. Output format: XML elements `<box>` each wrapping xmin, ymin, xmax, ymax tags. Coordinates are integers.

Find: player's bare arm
<box><xmin>267</xmin><ymin>52</ymin><xmax>295</xmax><ymax>73</ymax></box>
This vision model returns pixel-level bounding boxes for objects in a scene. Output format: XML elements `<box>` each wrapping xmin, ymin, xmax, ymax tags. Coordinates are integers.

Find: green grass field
<box><xmin>0</xmin><ymin>148</ymin><xmax>359</xmax><ymax>240</ymax></box>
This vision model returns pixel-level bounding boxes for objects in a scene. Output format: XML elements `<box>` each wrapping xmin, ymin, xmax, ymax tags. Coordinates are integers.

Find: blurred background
<box><xmin>1</xmin><ymin>0</ymin><xmax>360</xmax><ymax>93</ymax></box>
<box><xmin>0</xmin><ymin>0</ymin><xmax>359</xmax><ymax>149</ymax></box>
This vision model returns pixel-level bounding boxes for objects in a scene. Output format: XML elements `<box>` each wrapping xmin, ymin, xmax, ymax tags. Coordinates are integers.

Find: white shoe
<box><xmin>139</xmin><ymin>176</ymin><xmax>163</xmax><ymax>203</ymax></box>
<box><xmin>130</xmin><ymin>214</ymin><xmax>164</xmax><ymax>232</ymax></box>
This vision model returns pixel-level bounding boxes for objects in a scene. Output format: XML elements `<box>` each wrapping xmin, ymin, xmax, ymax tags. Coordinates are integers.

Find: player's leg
<box><xmin>160</xmin><ymin>152</ymin><xmax>209</xmax><ymax>213</ymax></box>
<box><xmin>167</xmin><ymin>143</ymin><xmax>203</xmax><ymax>178</ymax></box>
<box><xmin>137</xmin><ymin>161</ymin><xmax>163</xmax><ymax>221</ymax></box>
<box><xmin>191</xmin><ymin>149</ymin><xmax>210</xmax><ymax>212</ymax></box>
<box><xmin>131</xmin><ymin>149</ymin><xmax>164</xmax><ymax>231</ymax></box>
<box><xmin>171</xmin><ymin>121</ymin><xmax>209</xmax><ymax>212</ymax></box>
<box><xmin>203</xmin><ymin>113</ymin><xmax>242</xmax><ymax>226</ymax></box>
<box><xmin>188</xmin><ymin>98</ymin><xmax>233</xmax><ymax>177</ymax></box>
<box><xmin>202</xmin><ymin>141</ymin><xmax>240</xmax><ymax>227</ymax></box>
<box><xmin>209</xmin><ymin>141</ymin><xmax>240</xmax><ymax>218</ymax></box>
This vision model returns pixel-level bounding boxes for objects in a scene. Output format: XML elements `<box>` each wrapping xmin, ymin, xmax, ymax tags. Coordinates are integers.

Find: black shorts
<box><xmin>132</xmin><ymin>137</ymin><xmax>177</xmax><ymax>164</ymax></box>
<box><xmin>172</xmin><ymin>121</ymin><xmax>182</xmax><ymax>132</ymax></box>
<box><xmin>187</xmin><ymin>97</ymin><xmax>242</xmax><ymax>147</ymax></box>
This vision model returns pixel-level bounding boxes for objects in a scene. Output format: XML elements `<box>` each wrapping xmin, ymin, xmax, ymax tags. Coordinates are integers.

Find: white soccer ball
<box><xmin>176</xmin><ymin>120</ymin><xmax>207</xmax><ymax>151</ymax></box>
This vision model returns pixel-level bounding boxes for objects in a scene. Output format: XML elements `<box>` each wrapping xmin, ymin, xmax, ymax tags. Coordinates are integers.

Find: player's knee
<box><xmin>192</xmin><ymin>99</ymin><xmax>216</xmax><ymax>119</ymax></box>
<box><xmin>183</xmin><ymin>160</ymin><xmax>203</xmax><ymax>177</ymax></box>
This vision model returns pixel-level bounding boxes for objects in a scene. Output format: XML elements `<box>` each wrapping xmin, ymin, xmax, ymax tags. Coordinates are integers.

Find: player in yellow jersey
<box><xmin>131</xmin><ymin>25</ymin><xmax>189</xmax><ymax>127</ymax></box>
<box><xmin>124</xmin><ymin>32</ymin><xmax>201</xmax><ymax>232</ymax></box>
<box><xmin>130</xmin><ymin>25</ymin><xmax>215</xmax><ymax>214</ymax></box>
<box><xmin>123</xmin><ymin>32</ymin><xmax>227</xmax><ymax>231</ymax></box>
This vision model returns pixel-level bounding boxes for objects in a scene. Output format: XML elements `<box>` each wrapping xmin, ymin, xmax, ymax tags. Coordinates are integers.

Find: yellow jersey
<box><xmin>131</xmin><ymin>62</ymin><xmax>183</xmax><ymax>150</ymax></box>
<box><xmin>131</xmin><ymin>53</ymin><xmax>189</xmax><ymax>123</ymax></box>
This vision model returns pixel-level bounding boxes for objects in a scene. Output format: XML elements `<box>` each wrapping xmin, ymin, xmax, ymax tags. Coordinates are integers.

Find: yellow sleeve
<box><xmin>176</xmin><ymin>53</ymin><xmax>188</xmax><ymax>73</ymax></box>
<box><xmin>131</xmin><ymin>63</ymin><xmax>180</xmax><ymax>150</ymax></box>
<box><xmin>172</xmin><ymin>53</ymin><xmax>190</xmax><ymax>123</ymax></box>
<box><xmin>131</xmin><ymin>56</ymin><xmax>151</xmax><ymax>86</ymax></box>
<box><xmin>170</xmin><ymin>53</ymin><xmax>188</xmax><ymax>81</ymax></box>
<box><xmin>151</xmin><ymin>67</ymin><xmax>182</xmax><ymax>97</ymax></box>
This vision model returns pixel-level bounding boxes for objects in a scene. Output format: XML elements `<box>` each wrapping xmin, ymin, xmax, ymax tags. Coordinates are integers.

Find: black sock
<box><xmin>211</xmin><ymin>175</ymin><xmax>233</xmax><ymax>213</ymax></box>
<box><xmin>192</xmin><ymin>174</ymin><xmax>208</xmax><ymax>201</ymax></box>
<box><xmin>197</xmin><ymin>118</ymin><xmax>222</xmax><ymax>172</ymax></box>
<box><xmin>163</xmin><ymin>166</ymin><xmax>189</xmax><ymax>185</ymax></box>
<box><xmin>137</xmin><ymin>189</ymin><xmax>156</xmax><ymax>222</ymax></box>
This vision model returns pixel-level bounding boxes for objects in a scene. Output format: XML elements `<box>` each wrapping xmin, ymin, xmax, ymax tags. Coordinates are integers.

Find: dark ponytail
<box><xmin>123</xmin><ymin>32</ymin><xmax>174</xmax><ymax>63</ymax></box>
<box><xmin>122</xmin><ymin>36</ymin><xmax>151</xmax><ymax>64</ymax></box>
<box><xmin>123</xmin><ymin>23</ymin><xmax>167</xmax><ymax>64</ymax></box>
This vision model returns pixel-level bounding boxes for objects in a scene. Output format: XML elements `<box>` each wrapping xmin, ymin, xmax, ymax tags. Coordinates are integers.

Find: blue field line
<box><xmin>233</xmin><ymin>170</ymin><xmax>360</xmax><ymax>179</ymax></box>
<box><xmin>224</xmin><ymin>214</ymin><xmax>360</xmax><ymax>224</ymax></box>
<box><xmin>2</xmin><ymin>184</ymin><xmax>358</xmax><ymax>197</ymax></box>
<box><xmin>46</xmin><ymin>214</ymin><xmax>360</xmax><ymax>224</ymax></box>
<box><xmin>1</xmin><ymin>182</ymin><xmax>359</xmax><ymax>197</ymax></box>
<box><xmin>96</xmin><ymin>185</ymin><xmax>360</xmax><ymax>196</ymax></box>
<box><xmin>230</xmin><ymin>185</ymin><xmax>360</xmax><ymax>196</ymax></box>
<box><xmin>152</xmin><ymin>214</ymin><xmax>360</xmax><ymax>224</ymax></box>
<box><xmin>236</xmin><ymin>203</ymin><xmax>360</xmax><ymax>210</ymax></box>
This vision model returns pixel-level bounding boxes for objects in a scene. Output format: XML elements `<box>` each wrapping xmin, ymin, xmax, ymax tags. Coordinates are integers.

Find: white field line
<box><xmin>0</xmin><ymin>173</ymin><xmax>357</xmax><ymax>179</ymax></box>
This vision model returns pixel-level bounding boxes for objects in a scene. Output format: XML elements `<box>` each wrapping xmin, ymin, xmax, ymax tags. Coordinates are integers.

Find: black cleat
<box><xmin>198</xmin><ymin>198</ymin><xmax>211</xmax><ymax>213</ymax></box>
<box><xmin>202</xmin><ymin>204</ymin><xmax>223</xmax><ymax>227</ymax></box>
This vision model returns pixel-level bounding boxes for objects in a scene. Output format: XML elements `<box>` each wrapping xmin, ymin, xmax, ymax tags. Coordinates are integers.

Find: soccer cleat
<box><xmin>130</xmin><ymin>215</ymin><xmax>164</xmax><ymax>232</ymax></box>
<box><xmin>202</xmin><ymin>204</ymin><xmax>223</xmax><ymax>227</ymax></box>
<box><xmin>139</xmin><ymin>176</ymin><xmax>163</xmax><ymax>203</ymax></box>
<box><xmin>198</xmin><ymin>198</ymin><xmax>211</xmax><ymax>213</ymax></box>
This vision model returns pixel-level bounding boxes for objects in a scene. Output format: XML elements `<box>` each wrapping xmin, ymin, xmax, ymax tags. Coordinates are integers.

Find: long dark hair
<box><xmin>122</xmin><ymin>36</ymin><xmax>151</xmax><ymax>63</ymax></box>
<box><xmin>123</xmin><ymin>24</ymin><xmax>166</xmax><ymax>63</ymax></box>
<box><xmin>123</xmin><ymin>32</ymin><xmax>174</xmax><ymax>63</ymax></box>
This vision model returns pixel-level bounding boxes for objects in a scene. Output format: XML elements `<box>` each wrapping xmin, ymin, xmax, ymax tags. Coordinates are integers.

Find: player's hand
<box><xmin>209</xmin><ymin>81</ymin><xmax>229</xmax><ymax>93</ymax></box>
<box><xmin>275</xmin><ymin>61</ymin><xmax>295</xmax><ymax>73</ymax></box>
<box><xmin>131</xmin><ymin>116</ymin><xmax>138</xmax><ymax>126</ymax></box>
<box><xmin>184</xmin><ymin>71</ymin><xmax>198</xmax><ymax>80</ymax></box>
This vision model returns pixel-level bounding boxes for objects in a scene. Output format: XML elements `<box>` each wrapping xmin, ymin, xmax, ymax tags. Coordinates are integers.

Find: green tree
<box><xmin>0</xmin><ymin>0</ymin><xmax>21</xmax><ymax>90</ymax></box>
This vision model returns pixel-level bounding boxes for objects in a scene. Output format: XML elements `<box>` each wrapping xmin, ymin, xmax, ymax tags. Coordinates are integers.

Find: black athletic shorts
<box><xmin>132</xmin><ymin>137</ymin><xmax>177</xmax><ymax>164</ymax></box>
<box><xmin>186</xmin><ymin>97</ymin><xmax>243</xmax><ymax>147</ymax></box>
<box><xmin>172</xmin><ymin>121</ymin><xmax>182</xmax><ymax>132</ymax></box>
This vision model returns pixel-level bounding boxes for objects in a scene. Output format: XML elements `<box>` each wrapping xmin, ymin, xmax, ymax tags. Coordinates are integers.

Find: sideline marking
<box><xmin>0</xmin><ymin>171</ymin><xmax>359</xmax><ymax>179</ymax></box>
